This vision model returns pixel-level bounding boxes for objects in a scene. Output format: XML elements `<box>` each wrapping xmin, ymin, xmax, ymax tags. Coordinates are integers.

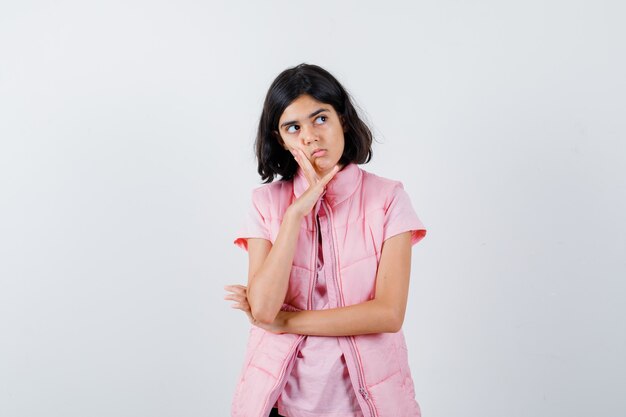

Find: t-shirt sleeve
<box><xmin>233</xmin><ymin>189</ymin><xmax>271</xmax><ymax>252</ymax></box>
<box><xmin>383</xmin><ymin>183</ymin><xmax>427</xmax><ymax>246</ymax></box>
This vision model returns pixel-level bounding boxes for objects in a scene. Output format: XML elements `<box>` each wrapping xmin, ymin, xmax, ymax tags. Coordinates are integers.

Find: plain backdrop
<box><xmin>1</xmin><ymin>1</ymin><xmax>625</xmax><ymax>416</ymax></box>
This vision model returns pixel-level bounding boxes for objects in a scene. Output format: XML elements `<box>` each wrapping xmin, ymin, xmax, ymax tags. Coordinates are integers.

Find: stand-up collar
<box><xmin>293</xmin><ymin>162</ymin><xmax>362</xmax><ymax>208</ymax></box>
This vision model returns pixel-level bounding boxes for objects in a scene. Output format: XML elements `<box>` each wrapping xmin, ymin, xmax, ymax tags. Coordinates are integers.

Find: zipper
<box><xmin>322</xmin><ymin>200</ymin><xmax>378</xmax><ymax>417</ymax></box>
<box><xmin>307</xmin><ymin>203</ymin><xmax>324</xmax><ymax>310</ymax></box>
<box><xmin>262</xmin><ymin>198</ymin><xmax>322</xmax><ymax>416</ymax></box>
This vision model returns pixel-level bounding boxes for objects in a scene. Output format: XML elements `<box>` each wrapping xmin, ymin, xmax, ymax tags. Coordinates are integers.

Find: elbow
<box><xmin>374</xmin><ymin>298</ymin><xmax>406</xmax><ymax>333</ymax></box>
<box><xmin>386</xmin><ymin>310</ymin><xmax>405</xmax><ymax>333</ymax></box>
<box><xmin>250</xmin><ymin>303</ymin><xmax>279</xmax><ymax>325</ymax></box>
<box><xmin>252</xmin><ymin>311</ymin><xmax>277</xmax><ymax>325</ymax></box>
<box><xmin>386</xmin><ymin>320</ymin><xmax>402</xmax><ymax>333</ymax></box>
<box><xmin>247</xmin><ymin>284</ymin><xmax>279</xmax><ymax>325</ymax></box>
<box><xmin>374</xmin><ymin>299</ymin><xmax>405</xmax><ymax>333</ymax></box>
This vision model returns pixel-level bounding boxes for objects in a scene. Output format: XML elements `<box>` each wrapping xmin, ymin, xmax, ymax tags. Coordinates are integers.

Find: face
<box><xmin>275</xmin><ymin>94</ymin><xmax>346</xmax><ymax>177</ymax></box>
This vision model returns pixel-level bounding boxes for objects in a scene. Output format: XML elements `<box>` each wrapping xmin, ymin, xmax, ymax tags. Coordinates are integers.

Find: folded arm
<box><xmin>227</xmin><ymin>231</ymin><xmax>414</xmax><ymax>335</ymax></box>
<box><xmin>280</xmin><ymin>231</ymin><xmax>414</xmax><ymax>336</ymax></box>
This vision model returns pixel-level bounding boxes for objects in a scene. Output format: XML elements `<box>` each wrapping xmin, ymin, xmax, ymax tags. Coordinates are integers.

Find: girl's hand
<box><xmin>287</xmin><ymin>147</ymin><xmax>340</xmax><ymax>218</ymax></box>
<box><xmin>223</xmin><ymin>284</ymin><xmax>288</xmax><ymax>334</ymax></box>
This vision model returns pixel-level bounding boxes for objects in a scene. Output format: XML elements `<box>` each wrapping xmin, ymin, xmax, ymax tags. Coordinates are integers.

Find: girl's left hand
<box><xmin>223</xmin><ymin>284</ymin><xmax>288</xmax><ymax>334</ymax></box>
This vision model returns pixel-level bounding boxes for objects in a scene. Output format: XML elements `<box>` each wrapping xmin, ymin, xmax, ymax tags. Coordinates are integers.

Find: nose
<box><xmin>299</xmin><ymin>124</ymin><xmax>318</xmax><ymax>145</ymax></box>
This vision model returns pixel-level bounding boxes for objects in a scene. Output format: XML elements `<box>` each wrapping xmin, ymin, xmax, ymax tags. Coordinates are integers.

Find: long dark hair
<box><xmin>255</xmin><ymin>63</ymin><xmax>373</xmax><ymax>183</ymax></box>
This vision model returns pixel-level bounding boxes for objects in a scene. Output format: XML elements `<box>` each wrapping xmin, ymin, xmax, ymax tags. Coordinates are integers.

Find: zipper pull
<box><xmin>358</xmin><ymin>387</ymin><xmax>370</xmax><ymax>400</ymax></box>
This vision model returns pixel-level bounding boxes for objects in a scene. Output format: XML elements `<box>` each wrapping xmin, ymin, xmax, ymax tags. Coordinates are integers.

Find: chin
<box><xmin>317</xmin><ymin>157</ymin><xmax>339</xmax><ymax>167</ymax></box>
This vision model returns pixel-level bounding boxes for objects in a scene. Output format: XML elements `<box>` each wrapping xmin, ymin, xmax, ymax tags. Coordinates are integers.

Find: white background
<box><xmin>1</xmin><ymin>1</ymin><xmax>625</xmax><ymax>416</ymax></box>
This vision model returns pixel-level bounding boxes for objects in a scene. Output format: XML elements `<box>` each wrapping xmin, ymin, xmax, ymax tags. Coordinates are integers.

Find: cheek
<box><xmin>281</xmin><ymin>138</ymin><xmax>296</xmax><ymax>150</ymax></box>
<box><xmin>336</xmin><ymin>135</ymin><xmax>346</xmax><ymax>152</ymax></box>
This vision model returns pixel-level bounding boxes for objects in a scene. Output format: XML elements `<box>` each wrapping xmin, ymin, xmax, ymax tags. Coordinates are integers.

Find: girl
<box><xmin>224</xmin><ymin>63</ymin><xmax>427</xmax><ymax>417</ymax></box>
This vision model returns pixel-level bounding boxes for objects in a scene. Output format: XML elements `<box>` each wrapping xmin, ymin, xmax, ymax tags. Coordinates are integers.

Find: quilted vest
<box><xmin>232</xmin><ymin>162</ymin><xmax>427</xmax><ymax>417</ymax></box>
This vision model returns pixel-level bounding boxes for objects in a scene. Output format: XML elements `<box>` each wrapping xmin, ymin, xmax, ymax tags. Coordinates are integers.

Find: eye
<box><xmin>315</xmin><ymin>115</ymin><xmax>327</xmax><ymax>124</ymax></box>
<box><xmin>286</xmin><ymin>125</ymin><xmax>299</xmax><ymax>133</ymax></box>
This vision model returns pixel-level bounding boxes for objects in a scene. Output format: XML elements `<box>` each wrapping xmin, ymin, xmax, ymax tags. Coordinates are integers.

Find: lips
<box><xmin>311</xmin><ymin>149</ymin><xmax>327</xmax><ymax>157</ymax></box>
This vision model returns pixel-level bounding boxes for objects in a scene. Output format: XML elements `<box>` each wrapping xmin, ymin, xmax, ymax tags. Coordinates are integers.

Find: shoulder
<box><xmin>360</xmin><ymin>167</ymin><xmax>405</xmax><ymax>189</ymax></box>
<box><xmin>360</xmin><ymin>168</ymin><xmax>407</xmax><ymax>205</ymax></box>
<box><xmin>249</xmin><ymin>179</ymin><xmax>293</xmax><ymax>209</ymax></box>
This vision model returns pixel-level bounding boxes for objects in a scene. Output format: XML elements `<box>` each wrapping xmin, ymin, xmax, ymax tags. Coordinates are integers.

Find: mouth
<box><xmin>311</xmin><ymin>149</ymin><xmax>327</xmax><ymax>157</ymax></box>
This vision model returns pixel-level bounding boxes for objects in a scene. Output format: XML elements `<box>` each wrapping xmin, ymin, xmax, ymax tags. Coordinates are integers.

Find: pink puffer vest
<box><xmin>232</xmin><ymin>162</ymin><xmax>427</xmax><ymax>417</ymax></box>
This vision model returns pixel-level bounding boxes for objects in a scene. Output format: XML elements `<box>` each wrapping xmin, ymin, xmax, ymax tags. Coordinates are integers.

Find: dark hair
<box><xmin>255</xmin><ymin>63</ymin><xmax>373</xmax><ymax>183</ymax></box>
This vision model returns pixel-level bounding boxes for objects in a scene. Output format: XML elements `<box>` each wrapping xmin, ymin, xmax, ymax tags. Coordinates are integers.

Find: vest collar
<box><xmin>293</xmin><ymin>162</ymin><xmax>362</xmax><ymax>208</ymax></box>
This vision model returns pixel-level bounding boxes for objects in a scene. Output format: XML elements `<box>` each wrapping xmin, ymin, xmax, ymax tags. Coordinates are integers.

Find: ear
<box><xmin>340</xmin><ymin>115</ymin><xmax>348</xmax><ymax>133</ymax></box>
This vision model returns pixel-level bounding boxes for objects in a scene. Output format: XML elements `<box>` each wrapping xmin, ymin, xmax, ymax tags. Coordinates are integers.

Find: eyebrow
<box><xmin>279</xmin><ymin>108</ymin><xmax>330</xmax><ymax>129</ymax></box>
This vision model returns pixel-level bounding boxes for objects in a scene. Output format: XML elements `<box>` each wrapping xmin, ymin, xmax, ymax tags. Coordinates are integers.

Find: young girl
<box><xmin>224</xmin><ymin>63</ymin><xmax>427</xmax><ymax>417</ymax></box>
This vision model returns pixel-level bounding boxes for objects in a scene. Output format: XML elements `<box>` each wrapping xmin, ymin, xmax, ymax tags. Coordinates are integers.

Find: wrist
<box><xmin>280</xmin><ymin>311</ymin><xmax>295</xmax><ymax>333</ymax></box>
<box><xmin>285</xmin><ymin>206</ymin><xmax>305</xmax><ymax>222</ymax></box>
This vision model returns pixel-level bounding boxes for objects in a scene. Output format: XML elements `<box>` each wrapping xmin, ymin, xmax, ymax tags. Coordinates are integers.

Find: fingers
<box><xmin>224</xmin><ymin>284</ymin><xmax>247</xmax><ymax>294</ymax></box>
<box><xmin>225</xmin><ymin>291</ymin><xmax>245</xmax><ymax>300</ymax></box>
<box><xmin>224</xmin><ymin>284</ymin><xmax>247</xmax><ymax>290</ymax></box>
<box><xmin>224</xmin><ymin>292</ymin><xmax>251</xmax><ymax>312</ymax></box>
<box><xmin>289</xmin><ymin>148</ymin><xmax>340</xmax><ymax>190</ymax></box>
<box><xmin>224</xmin><ymin>284</ymin><xmax>251</xmax><ymax>311</ymax></box>
<box><xmin>320</xmin><ymin>165</ymin><xmax>340</xmax><ymax>187</ymax></box>
<box><xmin>294</xmin><ymin>148</ymin><xmax>318</xmax><ymax>186</ymax></box>
<box><xmin>296</xmin><ymin>149</ymin><xmax>318</xmax><ymax>185</ymax></box>
<box><xmin>231</xmin><ymin>303</ymin><xmax>251</xmax><ymax>311</ymax></box>
<box><xmin>224</xmin><ymin>289</ymin><xmax>248</xmax><ymax>301</ymax></box>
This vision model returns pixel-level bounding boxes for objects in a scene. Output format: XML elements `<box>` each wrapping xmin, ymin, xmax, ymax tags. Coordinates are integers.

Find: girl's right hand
<box><xmin>287</xmin><ymin>147</ymin><xmax>340</xmax><ymax>218</ymax></box>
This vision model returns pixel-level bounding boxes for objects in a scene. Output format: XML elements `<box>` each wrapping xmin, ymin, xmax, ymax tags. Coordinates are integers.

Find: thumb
<box><xmin>320</xmin><ymin>165</ymin><xmax>340</xmax><ymax>186</ymax></box>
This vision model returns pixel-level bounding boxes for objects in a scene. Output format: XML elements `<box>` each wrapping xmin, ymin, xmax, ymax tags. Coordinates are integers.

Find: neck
<box><xmin>317</xmin><ymin>162</ymin><xmax>344</xmax><ymax>178</ymax></box>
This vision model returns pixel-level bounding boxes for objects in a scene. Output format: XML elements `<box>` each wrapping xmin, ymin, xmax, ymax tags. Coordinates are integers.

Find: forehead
<box><xmin>279</xmin><ymin>94</ymin><xmax>335</xmax><ymax>122</ymax></box>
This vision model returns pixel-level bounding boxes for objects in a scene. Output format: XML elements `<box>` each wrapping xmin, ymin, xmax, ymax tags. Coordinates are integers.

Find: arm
<box><xmin>242</xmin><ymin>154</ymin><xmax>340</xmax><ymax>325</ymax></box>
<box><xmin>246</xmin><ymin>208</ymin><xmax>304</xmax><ymax>324</ymax></box>
<box><xmin>281</xmin><ymin>231</ymin><xmax>413</xmax><ymax>336</ymax></box>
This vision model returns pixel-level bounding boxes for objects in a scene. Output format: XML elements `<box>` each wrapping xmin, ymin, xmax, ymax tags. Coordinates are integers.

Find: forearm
<box><xmin>282</xmin><ymin>299</ymin><xmax>401</xmax><ymax>336</ymax></box>
<box><xmin>248</xmin><ymin>208</ymin><xmax>303</xmax><ymax>323</ymax></box>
